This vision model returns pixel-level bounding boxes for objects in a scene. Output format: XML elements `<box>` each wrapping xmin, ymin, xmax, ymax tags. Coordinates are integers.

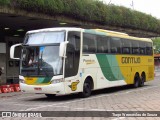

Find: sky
<box><xmin>100</xmin><ymin>0</ymin><xmax>160</xmax><ymax>19</ymax></box>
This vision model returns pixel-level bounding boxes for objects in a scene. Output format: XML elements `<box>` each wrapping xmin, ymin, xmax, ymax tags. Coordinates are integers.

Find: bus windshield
<box><xmin>20</xmin><ymin>31</ymin><xmax>65</xmax><ymax>77</ymax></box>
<box><xmin>21</xmin><ymin>46</ymin><xmax>63</xmax><ymax>77</ymax></box>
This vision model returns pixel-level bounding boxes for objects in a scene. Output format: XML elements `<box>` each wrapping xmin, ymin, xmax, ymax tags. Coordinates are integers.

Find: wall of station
<box><xmin>0</xmin><ymin>36</ymin><xmax>23</xmax><ymax>85</ymax></box>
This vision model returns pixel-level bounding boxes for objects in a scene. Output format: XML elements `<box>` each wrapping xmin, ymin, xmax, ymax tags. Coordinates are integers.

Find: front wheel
<box><xmin>79</xmin><ymin>81</ymin><xmax>92</xmax><ymax>98</ymax></box>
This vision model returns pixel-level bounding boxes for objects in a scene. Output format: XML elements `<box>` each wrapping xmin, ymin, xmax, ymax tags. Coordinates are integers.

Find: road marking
<box><xmin>0</xmin><ymin>94</ymin><xmax>43</xmax><ymax>102</ymax></box>
<box><xmin>12</xmin><ymin>104</ymin><xmax>41</xmax><ymax>107</ymax></box>
<box><xmin>21</xmin><ymin>85</ymin><xmax>158</xmax><ymax>111</ymax></box>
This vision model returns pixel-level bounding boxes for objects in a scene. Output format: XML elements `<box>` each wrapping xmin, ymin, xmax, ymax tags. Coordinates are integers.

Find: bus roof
<box><xmin>91</xmin><ymin>29</ymin><xmax>152</xmax><ymax>42</ymax></box>
<box><xmin>95</xmin><ymin>29</ymin><xmax>129</xmax><ymax>36</ymax></box>
<box><xmin>27</xmin><ymin>27</ymin><xmax>82</xmax><ymax>34</ymax></box>
<box><xmin>26</xmin><ymin>27</ymin><xmax>152</xmax><ymax>42</ymax></box>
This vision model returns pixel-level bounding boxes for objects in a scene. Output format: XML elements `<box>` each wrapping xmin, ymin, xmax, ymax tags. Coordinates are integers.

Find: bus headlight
<box><xmin>51</xmin><ymin>79</ymin><xmax>64</xmax><ymax>84</ymax></box>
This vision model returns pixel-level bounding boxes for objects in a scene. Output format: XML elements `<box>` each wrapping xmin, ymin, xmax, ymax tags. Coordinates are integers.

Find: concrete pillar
<box><xmin>0</xmin><ymin>53</ymin><xmax>6</xmax><ymax>85</ymax></box>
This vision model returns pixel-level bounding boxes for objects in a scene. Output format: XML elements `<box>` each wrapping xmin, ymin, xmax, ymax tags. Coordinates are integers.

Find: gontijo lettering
<box><xmin>122</xmin><ymin>57</ymin><xmax>141</xmax><ymax>64</ymax></box>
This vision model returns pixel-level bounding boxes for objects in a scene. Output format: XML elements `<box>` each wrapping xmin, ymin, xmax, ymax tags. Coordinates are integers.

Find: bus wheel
<box><xmin>45</xmin><ymin>94</ymin><xmax>56</xmax><ymax>98</ymax></box>
<box><xmin>80</xmin><ymin>80</ymin><xmax>92</xmax><ymax>98</ymax></box>
<box><xmin>133</xmin><ymin>73</ymin><xmax>140</xmax><ymax>88</ymax></box>
<box><xmin>140</xmin><ymin>73</ymin><xmax>145</xmax><ymax>87</ymax></box>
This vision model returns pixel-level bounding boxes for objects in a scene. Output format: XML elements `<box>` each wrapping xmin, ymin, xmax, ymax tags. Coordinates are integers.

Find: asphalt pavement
<box><xmin>0</xmin><ymin>75</ymin><xmax>160</xmax><ymax>120</ymax></box>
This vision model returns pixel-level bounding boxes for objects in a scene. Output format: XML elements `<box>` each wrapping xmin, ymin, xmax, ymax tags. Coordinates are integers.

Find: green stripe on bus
<box><xmin>108</xmin><ymin>55</ymin><xmax>124</xmax><ymax>80</ymax></box>
<box><xmin>35</xmin><ymin>77</ymin><xmax>51</xmax><ymax>84</ymax></box>
<box><xmin>96</xmin><ymin>54</ymin><xmax>124</xmax><ymax>81</ymax></box>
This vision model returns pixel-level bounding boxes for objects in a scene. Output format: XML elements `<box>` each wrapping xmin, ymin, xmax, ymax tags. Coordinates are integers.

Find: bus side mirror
<box><xmin>10</xmin><ymin>43</ymin><xmax>22</xmax><ymax>60</ymax></box>
<box><xmin>59</xmin><ymin>41</ymin><xmax>68</xmax><ymax>58</ymax></box>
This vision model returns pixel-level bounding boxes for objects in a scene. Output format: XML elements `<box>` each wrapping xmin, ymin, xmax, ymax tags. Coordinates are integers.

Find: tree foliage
<box><xmin>153</xmin><ymin>38</ymin><xmax>160</xmax><ymax>54</ymax></box>
<box><xmin>0</xmin><ymin>0</ymin><xmax>10</xmax><ymax>5</ymax></box>
<box><xmin>1</xmin><ymin>0</ymin><xmax>160</xmax><ymax>34</ymax></box>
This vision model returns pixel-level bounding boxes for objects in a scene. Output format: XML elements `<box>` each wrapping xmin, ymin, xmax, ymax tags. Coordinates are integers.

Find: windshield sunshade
<box><xmin>24</xmin><ymin>31</ymin><xmax>65</xmax><ymax>45</ymax></box>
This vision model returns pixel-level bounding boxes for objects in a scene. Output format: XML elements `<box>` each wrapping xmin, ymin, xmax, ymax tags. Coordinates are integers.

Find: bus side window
<box><xmin>97</xmin><ymin>35</ymin><xmax>109</xmax><ymax>53</ymax></box>
<box><xmin>122</xmin><ymin>39</ymin><xmax>131</xmax><ymax>54</ymax></box>
<box><xmin>83</xmin><ymin>45</ymin><xmax>88</xmax><ymax>52</ymax></box>
<box><xmin>122</xmin><ymin>48</ymin><xmax>129</xmax><ymax>54</ymax></box>
<box><xmin>83</xmin><ymin>33</ymin><xmax>96</xmax><ymax>53</ymax></box>
<box><xmin>139</xmin><ymin>42</ymin><xmax>146</xmax><ymax>55</ymax></box>
<box><xmin>110</xmin><ymin>37</ymin><xmax>121</xmax><ymax>54</ymax></box>
<box><xmin>111</xmin><ymin>47</ymin><xmax>117</xmax><ymax>53</ymax></box>
<box><xmin>146</xmin><ymin>42</ymin><xmax>153</xmax><ymax>55</ymax></box>
<box><xmin>132</xmin><ymin>41</ymin><xmax>139</xmax><ymax>54</ymax></box>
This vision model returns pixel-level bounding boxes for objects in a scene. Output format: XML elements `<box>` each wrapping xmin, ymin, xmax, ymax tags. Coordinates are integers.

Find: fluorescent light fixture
<box><xmin>17</xmin><ymin>29</ymin><xmax>24</xmax><ymax>32</ymax></box>
<box><xmin>13</xmin><ymin>34</ymin><xmax>20</xmax><ymax>37</ymax></box>
<box><xmin>59</xmin><ymin>22</ymin><xmax>67</xmax><ymax>25</ymax></box>
<box><xmin>4</xmin><ymin>28</ymin><xmax>10</xmax><ymax>30</ymax></box>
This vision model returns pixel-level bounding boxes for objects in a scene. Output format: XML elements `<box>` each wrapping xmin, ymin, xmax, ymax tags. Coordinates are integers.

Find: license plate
<box><xmin>34</xmin><ymin>87</ymin><xmax>42</xmax><ymax>91</ymax></box>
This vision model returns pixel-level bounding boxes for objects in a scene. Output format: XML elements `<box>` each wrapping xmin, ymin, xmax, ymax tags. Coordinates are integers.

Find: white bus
<box><xmin>10</xmin><ymin>27</ymin><xmax>154</xmax><ymax>98</ymax></box>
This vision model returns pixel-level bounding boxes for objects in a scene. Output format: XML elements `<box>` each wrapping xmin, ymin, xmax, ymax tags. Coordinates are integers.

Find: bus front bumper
<box><xmin>20</xmin><ymin>83</ymin><xmax>65</xmax><ymax>95</ymax></box>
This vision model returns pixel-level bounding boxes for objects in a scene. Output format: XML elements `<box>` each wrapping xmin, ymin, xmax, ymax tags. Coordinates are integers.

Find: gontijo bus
<box><xmin>10</xmin><ymin>27</ymin><xmax>154</xmax><ymax>98</ymax></box>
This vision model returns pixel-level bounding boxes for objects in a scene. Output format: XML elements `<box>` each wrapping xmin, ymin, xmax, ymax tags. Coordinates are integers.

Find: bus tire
<box><xmin>80</xmin><ymin>80</ymin><xmax>92</xmax><ymax>98</ymax></box>
<box><xmin>140</xmin><ymin>73</ymin><xmax>145</xmax><ymax>87</ymax></box>
<box><xmin>133</xmin><ymin>73</ymin><xmax>140</xmax><ymax>88</ymax></box>
<box><xmin>45</xmin><ymin>94</ymin><xmax>56</xmax><ymax>98</ymax></box>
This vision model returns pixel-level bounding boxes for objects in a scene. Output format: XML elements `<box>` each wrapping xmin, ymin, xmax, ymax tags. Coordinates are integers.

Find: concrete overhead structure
<box><xmin>0</xmin><ymin>5</ymin><xmax>159</xmax><ymax>85</ymax></box>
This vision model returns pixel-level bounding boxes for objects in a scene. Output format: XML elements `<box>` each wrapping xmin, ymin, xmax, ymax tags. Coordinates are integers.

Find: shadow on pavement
<box><xmin>26</xmin><ymin>84</ymin><xmax>151</xmax><ymax>102</ymax></box>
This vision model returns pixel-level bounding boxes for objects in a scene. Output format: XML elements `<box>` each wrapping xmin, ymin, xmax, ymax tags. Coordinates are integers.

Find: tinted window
<box><xmin>110</xmin><ymin>37</ymin><xmax>121</xmax><ymax>54</ymax></box>
<box><xmin>132</xmin><ymin>41</ymin><xmax>139</xmax><ymax>54</ymax></box>
<box><xmin>146</xmin><ymin>42</ymin><xmax>153</xmax><ymax>55</ymax></box>
<box><xmin>83</xmin><ymin>33</ymin><xmax>96</xmax><ymax>53</ymax></box>
<box><xmin>97</xmin><ymin>35</ymin><xmax>109</xmax><ymax>53</ymax></box>
<box><xmin>139</xmin><ymin>42</ymin><xmax>146</xmax><ymax>55</ymax></box>
<box><xmin>122</xmin><ymin>39</ymin><xmax>131</xmax><ymax>54</ymax></box>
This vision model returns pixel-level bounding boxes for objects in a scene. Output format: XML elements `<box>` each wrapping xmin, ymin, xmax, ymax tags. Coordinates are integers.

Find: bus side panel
<box><xmin>96</xmin><ymin>54</ymin><xmax>127</xmax><ymax>89</ymax></box>
<box><xmin>117</xmin><ymin>66</ymin><xmax>131</xmax><ymax>84</ymax></box>
<box><xmin>116</xmin><ymin>55</ymin><xmax>154</xmax><ymax>85</ymax></box>
<box><xmin>80</xmin><ymin>54</ymin><xmax>99</xmax><ymax>90</ymax></box>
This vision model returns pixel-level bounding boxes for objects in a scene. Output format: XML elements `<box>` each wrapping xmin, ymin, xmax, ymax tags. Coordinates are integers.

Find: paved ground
<box><xmin>0</xmin><ymin>75</ymin><xmax>160</xmax><ymax>120</ymax></box>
